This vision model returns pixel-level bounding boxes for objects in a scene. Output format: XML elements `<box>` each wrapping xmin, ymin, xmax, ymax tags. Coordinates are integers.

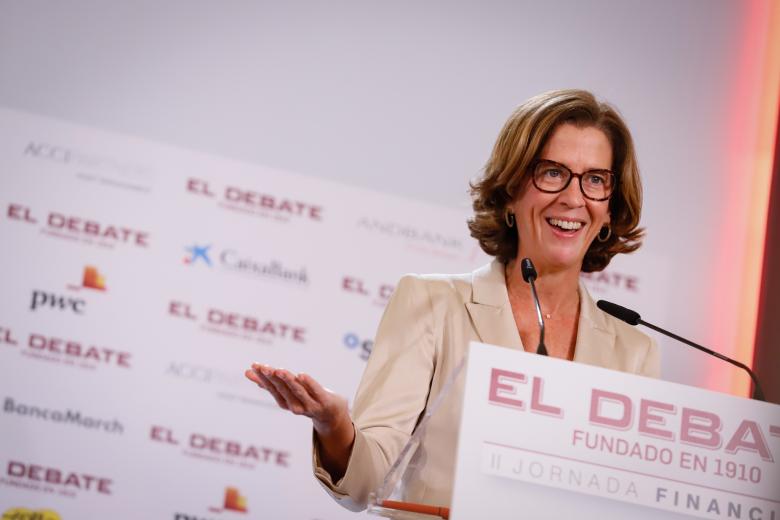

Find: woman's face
<box><xmin>508</xmin><ymin>123</ymin><xmax>613</xmax><ymax>272</ymax></box>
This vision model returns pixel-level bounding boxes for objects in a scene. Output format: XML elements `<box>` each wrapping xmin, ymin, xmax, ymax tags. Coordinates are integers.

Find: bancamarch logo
<box><xmin>3</xmin><ymin>397</ymin><xmax>124</xmax><ymax>434</ymax></box>
<box><xmin>186</xmin><ymin>178</ymin><xmax>323</xmax><ymax>222</ymax></box>
<box><xmin>184</xmin><ymin>244</ymin><xmax>308</xmax><ymax>286</ymax></box>
<box><xmin>3</xmin><ymin>460</ymin><xmax>113</xmax><ymax>496</ymax></box>
<box><xmin>343</xmin><ymin>333</ymin><xmax>373</xmax><ymax>361</ymax></box>
<box><xmin>2</xmin><ymin>508</ymin><xmax>61</xmax><ymax>520</ymax></box>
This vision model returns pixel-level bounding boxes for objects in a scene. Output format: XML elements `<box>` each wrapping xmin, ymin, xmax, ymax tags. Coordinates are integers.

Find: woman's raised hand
<box><xmin>245</xmin><ymin>363</ymin><xmax>354</xmax><ymax>479</ymax></box>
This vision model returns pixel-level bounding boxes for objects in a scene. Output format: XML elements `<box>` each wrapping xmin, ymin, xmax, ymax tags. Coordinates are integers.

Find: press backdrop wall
<box><xmin>1</xmin><ymin>1</ymin><xmax>778</xmax><ymax>518</ymax></box>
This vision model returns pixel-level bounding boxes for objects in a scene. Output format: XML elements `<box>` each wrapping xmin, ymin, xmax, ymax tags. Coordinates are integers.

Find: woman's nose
<box><xmin>558</xmin><ymin>175</ymin><xmax>586</xmax><ymax>207</ymax></box>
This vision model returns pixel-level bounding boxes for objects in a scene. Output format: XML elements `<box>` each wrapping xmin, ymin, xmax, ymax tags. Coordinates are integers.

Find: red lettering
<box><xmin>725</xmin><ymin>420</ymin><xmax>773</xmax><ymax>461</ymax></box>
<box><xmin>488</xmin><ymin>368</ymin><xmax>526</xmax><ymax>409</ymax></box>
<box><xmin>589</xmin><ymin>389</ymin><xmax>632</xmax><ymax>429</ymax></box>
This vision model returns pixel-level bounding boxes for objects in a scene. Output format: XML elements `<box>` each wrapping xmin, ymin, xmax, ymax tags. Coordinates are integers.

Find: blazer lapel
<box><xmin>573</xmin><ymin>282</ymin><xmax>617</xmax><ymax>368</ymax></box>
<box><xmin>465</xmin><ymin>260</ymin><xmax>523</xmax><ymax>350</ymax></box>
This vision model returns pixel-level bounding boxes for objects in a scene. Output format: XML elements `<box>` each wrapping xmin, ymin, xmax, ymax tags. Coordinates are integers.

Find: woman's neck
<box><xmin>505</xmin><ymin>257</ymin><xmax>580</xmax><ymax>316</ymax></box>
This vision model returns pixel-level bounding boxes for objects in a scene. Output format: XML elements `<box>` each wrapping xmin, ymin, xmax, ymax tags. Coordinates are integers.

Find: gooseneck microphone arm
<box><xmin>596</xmin><ymin>299</ymin><xmax>765</xmax><ymax>401</ymax></box>
<box><xmin>520</xmin><ymin>258</ymin><xmax>548</xmax><ymax>356</ymax></box>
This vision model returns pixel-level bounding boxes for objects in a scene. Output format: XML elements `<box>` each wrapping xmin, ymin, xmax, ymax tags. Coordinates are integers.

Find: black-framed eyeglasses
<box><xmin>531</xmin><ymin>159</ymin><xmax>616</xmax><ymax>201</ymax></box>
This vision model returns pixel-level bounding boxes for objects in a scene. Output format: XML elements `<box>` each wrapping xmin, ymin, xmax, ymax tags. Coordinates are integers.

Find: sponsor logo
<box><xmin>151</xmin><ymin>426</ymin><xmax>289</xmax><ymax>470</ymax></box>
<box><xmin>342</xmin><ymin>276</ymin><xmax>393</xmax><ymax>307</ymax></box>
<box><xmin>174</xmin><ymin>487</ymin><xmax>249</xmax><ymax>519</ymax></box>
<box><xmin>1</xmin><ymin>326</ymin><xmax>131</xmax><ymax>370</ymax></box>
<box><xmin>580</xmin><ymin>270</ymin><xmax>640</xmax><ymax>294</ymax></box>
<box><xmin>24</xmin><ymin>142</ymin><xmax>152</xmax><ymax>178</ymax></box>
<box><xmin>67</xmin><ymin>266</ymin><xmax>107</xmax><ymax>291</ymax></box>
<box><xmin>2</xmin><ymin>508</ymin><xmax>61</xmax><ymax>520</ymax></box>
<box><xmin>343</xmin><ymin>332</ymin><xmax>373</xmax><ymax>361</ymax></box>
<box><xmin>211</xmin><ymin>487</ymin><xmax>248</xmax><ymax>514</ymax></box>
<box><xmin>187</xmin><ymin>178</ymin><xmax>323</xmax><ymax>223</ymax></box>
<box><xmin>164</xmin><ymin>361</ymin><xmax>276</xmax><ymax>409</ymax></box>
<box><xmin>30</xmin><ymin>290</ymin><xmax>85</xmax><ymax>315</ymax></box>
<box><xmin>3</xmin><ymin>397</ymin><xmax>123</xmax><ymax>434</ymax></box>
<box><xmin>29</xmin><ymin>265</ymin><xmax>110</xmax><ymax>315</ymax></box>
<box><xmin>1</xmin><ymin>460</ymin><xmax>112</xmax><ymax>498</ymax></box>
<box><xmin>0</xmin><ymin>327</ymin><xmax>18</xmax><ymax>347</ymax></box>
<box><xmin>184</xmin><ymin>244</ymin><xmax>309</xmax><ymax>286</ymax></box>
<box><xmin>184</xmin><ymin>244</ymin><xmax>213</xmax><ymax>266</ymax></box>
<box><xmin>356</xmin><ymin>217</ymin><xmax>466</xmax><ymax>259</ymax></box>
<box><xmin>168</xmin><ymin>300</ymin><xmax>307</xmax><ymax>346</ymax></box>
<box><xmin>6</xmin><ymin>203</ymin><xmax>150</xmax><ymax>250</ymax></box>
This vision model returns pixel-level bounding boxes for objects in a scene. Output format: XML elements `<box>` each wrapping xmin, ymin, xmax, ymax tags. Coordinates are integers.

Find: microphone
<box><xmin>596</xmin><ymin>299</ymin><xmax>765</xmax><ymax>401</ymax></box>
<box><xmin>520</xmin><ymin>258</ymin><xmax>548</xmax><ymax>356</ymax></box>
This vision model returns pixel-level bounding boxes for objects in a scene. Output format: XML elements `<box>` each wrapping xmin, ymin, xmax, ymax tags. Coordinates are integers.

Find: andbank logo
<box><xmin>184</xmin><ymin>245</ymin><xmax>212</xmax><ymax>267</ymax></box>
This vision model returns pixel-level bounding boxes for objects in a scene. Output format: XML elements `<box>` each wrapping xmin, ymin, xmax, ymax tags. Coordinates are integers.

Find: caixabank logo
<box><xmin>2</xmin><ymin>507</ymin><xmax>61</xmax><ymax>520</ymax></box>
<box><xmin>175</xmin><ymin>487</ymin><xmax>249</xmax><ymax>519</ymax></box>
<box><xmin>3</xmin><ymin>396</ymin><xmax>124</xmax><ymax>434</ymax></box>
<box><xmin>150</xmin><ymin>425</ymin><xmax>290</xmax><ymax>470</ymax></box>
<box><xmin>168</xmin><ymin>300</ymin><xmax>307</xmax><ymax>346</ymax></box>
<box><xmin>6</xmin><ymin>203</ymin><xmax>150</xmax><ymax>250</ymax></box>
<box><xmin>1</xmin><ymin>460</ymin><xmax>113</xmax><ymax>498</ymax></box>
<box><xmin>0</xmin><ymin>324</ymin><xmax>132</xmax><ymax>371</ymax></box>
<box><xmin>183</xmin><ymin>243</ymin><xmax>309</xmax><ymax>286</ymax></box>
<box><xmin>186</xmin><ymin>178</ymin><xmax>323</xmax><ymax>223</ymax></box>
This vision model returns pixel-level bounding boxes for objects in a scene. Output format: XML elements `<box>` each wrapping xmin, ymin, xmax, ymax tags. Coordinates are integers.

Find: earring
<box><xmin>505</xmin><ymin>211</ymin><xmax>515</xmax><ymax>228</ymax></box>
<box><xmin>597</xmin><ymin>225</ymin><xmax>612</xmax><ymax>242</ymax></box>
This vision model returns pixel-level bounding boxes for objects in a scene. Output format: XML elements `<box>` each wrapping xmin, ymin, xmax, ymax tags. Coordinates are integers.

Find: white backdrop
<box><xmin>1</xmin><ymin>1</ymin><xmax>776</xmax><ymax>518</ymax></box>
<box><xmin>1</xmin><ymin>107</ymin><xmax>671</xmax><ymax>518</ymax></box>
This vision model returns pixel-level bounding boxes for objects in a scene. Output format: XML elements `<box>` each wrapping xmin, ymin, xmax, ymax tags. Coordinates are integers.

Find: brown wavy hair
<box><xmin>468</xmin><ymin>89</ymin><xmax>644</xmax><ymax>272</ymax></box>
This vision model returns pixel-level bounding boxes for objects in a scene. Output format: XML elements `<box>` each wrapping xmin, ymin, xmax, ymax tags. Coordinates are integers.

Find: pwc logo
<box><xmin>29</xmin><ymin>266</ymin><xmax>108</xmax><ymax>315</ymax></box>
<box><xmin>30</xmin><ymin>291</ymin><xmax>85</xmax><ymax>315</ymax></box>
<box><xmin>175</xmin><ymin>487</ymin><xmax>248</xmax><ymax>519</ymax></box>
<box><xmin>67</xmin><ymin>266</ymin><xmax>108</xmax><ymax>291</ymax></box>
<box><xmin>6</xmin><ymin>203</ymin><xmax>150</xmax><ymax>250</ymax></box>
<box><xmin>150</xmin><ymin>426</ymin><xmax>290</xmax><ymax>470</ymax></box>
<box><xmin>186</xmin><ymin>178</ymin><xmax>323</xmax><ymax>223</ymax></box>
<box><xmin>2</xmin><ymin>508</ymin><xmax>61</xmax><ymax>520</ymax></box>
<box><xmin>168</xmin><ymin>300</ymin><xmax>307</xmax><ymax>346</ymax></box>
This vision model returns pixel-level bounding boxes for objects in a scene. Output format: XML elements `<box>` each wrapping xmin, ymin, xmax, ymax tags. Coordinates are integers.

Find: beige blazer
<box><xmin>313</xmin><ymin>260</ymin><xmax>659</xmax><ymax>511</ymax></box>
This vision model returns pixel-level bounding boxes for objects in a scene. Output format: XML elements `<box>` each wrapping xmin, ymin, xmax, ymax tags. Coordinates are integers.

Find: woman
<box><xmin>244</xmin><ymin>89</ymin><xmax>659</xmax><ymax>511</ymax></box>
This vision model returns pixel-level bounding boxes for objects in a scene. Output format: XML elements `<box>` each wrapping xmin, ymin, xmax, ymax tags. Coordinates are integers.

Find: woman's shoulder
<box><xmin>579</xmin><ymin>284</ymin><xmax>660</xmax><ymax>377</ymax></box>
<box><xmin>394</xmin><ymin>262</ymin><xmax>493</xmax><ymax>302</ymax></box>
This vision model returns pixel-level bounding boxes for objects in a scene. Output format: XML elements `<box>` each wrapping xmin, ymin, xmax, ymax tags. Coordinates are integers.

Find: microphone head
<box><xmin>520</xmin><ymin>258</ymin><xmax>537</xmax><ymax>283</ymax></box>
<box><xmin>596</xmin><ymin>300</ymin><xmax>641</xmax><ymax>326</ymax></box>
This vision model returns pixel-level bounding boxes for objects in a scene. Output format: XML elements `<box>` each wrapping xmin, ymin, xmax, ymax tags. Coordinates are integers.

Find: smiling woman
<box><xmin>245</xmin><ymin>89</ymin><xmax>659</xmax><ymax>512</ymax></box>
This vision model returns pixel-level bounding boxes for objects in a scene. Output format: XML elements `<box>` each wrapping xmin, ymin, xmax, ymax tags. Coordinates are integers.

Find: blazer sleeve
<box><xmin>312</xmin><ymin>274</ymin><xmax>437</xmax><ymax>511</ymax></box>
